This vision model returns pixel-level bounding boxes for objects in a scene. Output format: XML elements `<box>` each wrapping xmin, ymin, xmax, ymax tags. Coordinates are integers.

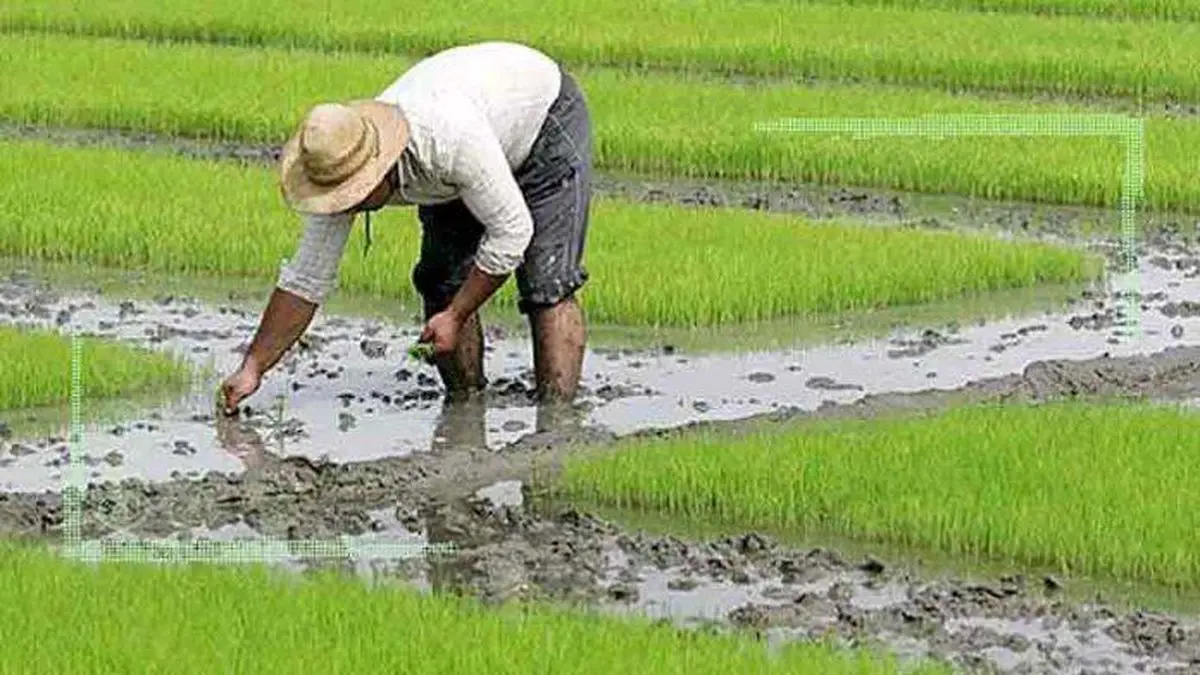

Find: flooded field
<box><xmin>3</xmin><ymin>166</ymin><xmax>1200</xmax><ymax>672</ymax></box>
<box><xmin>0</xmin><ymin>246</ymin><xmax>1196</xmax><ymax>494</ymax></box>
<box><xmin>6</xmin><ymin>8</ymin><xmax>1200</xmax><ymax>667</ymax></box>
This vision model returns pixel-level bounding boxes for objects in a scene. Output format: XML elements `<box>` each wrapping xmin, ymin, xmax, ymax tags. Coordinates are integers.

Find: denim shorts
<box><xmin>411</xmin><ymin>67</ymin><xmax>592</xmax><ymax>316</ymax></box>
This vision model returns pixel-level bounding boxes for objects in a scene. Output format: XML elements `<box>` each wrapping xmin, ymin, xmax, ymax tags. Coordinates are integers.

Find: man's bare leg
<box><xmin>430</xmin><ymin>309</ymin><xmax>486</xmax><ymax>403</ymax></box>
<box><xmin>529</xmin><ymin>296</ymin><xmax>587</xmax><ymax>405</ymax></box>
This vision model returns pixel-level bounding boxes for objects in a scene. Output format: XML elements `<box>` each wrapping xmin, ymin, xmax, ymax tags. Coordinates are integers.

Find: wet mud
<box><xmin>447</xmin><ymin>496</ymin><xmax>1200</xmax><ymax>675</ymax></box>
<box><xmin>103</xmin><ymin>482</ymin><xmax>1200</xmax><ymax>674</ymax></box>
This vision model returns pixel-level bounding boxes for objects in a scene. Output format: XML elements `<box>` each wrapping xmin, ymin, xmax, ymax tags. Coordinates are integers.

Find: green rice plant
<box><xmin>772</xmin><ymin>0</ymin><xmax>1200</xmax><ymax>22</ymax></box>
<box><xmin>0</xmin><ymin>139</ymin><xmax>1098</xmax><ymax>327</ymax></box>
<box><xmin>3</xmin><ymin>0</ymin><xmax>1200</xmax><ymax>99</ymax></box>
<box><xmin>0</xmin><ymin>33</ymin><xmax>1193</xmax><ymax>213</ymax></box>
<box><xmin>0</xmin><ymin>542</ymin><xmax>950</xmax><ymax>674</ymax></box>
<box><xmin>556</xmin><ymin>400</ymin><xmax>1200</xmax><ymax>588</ymax></box>
<box><xmin>0</xmin><ymin>325</ymin><xmax>192</xmax><ymax>411</ymax></box>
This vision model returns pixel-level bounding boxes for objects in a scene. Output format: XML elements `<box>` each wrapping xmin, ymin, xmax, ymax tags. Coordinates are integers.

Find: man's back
<box><xmin>376</xmin><ymin>42</ymin><xmax>562</xmax><ymax>169</ymax></box>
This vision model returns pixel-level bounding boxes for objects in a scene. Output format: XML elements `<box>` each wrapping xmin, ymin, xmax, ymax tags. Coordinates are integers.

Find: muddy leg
<box><xmin>430</xmin><ymin>394</ymin><xmax>487</xmax><ymax>452</ymax></box>
<box><xmin>529</xmin><ymin>296</ymin><xmax>587</xmax><ymax>404</ymax></box>
<box><xmin>412</xmin><ymin>200</ymin><xmax>488</xmax><ymax>403</ymax></box>
<box><xmin>429</xmin><ymin>309</ymin><xmax>486</xmax><ymax>403</ymax></box>
<box><xmin>535</xmin><ymin>397</ymin><xmax>586</xmax><ymax>434</ymax></box>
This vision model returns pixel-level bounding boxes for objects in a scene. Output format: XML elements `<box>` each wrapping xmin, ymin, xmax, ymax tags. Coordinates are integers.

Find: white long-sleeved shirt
<box><xmin>277</xmin><ymin>42</ymin><xmax>562</xmax><ymax>304</ymax></box>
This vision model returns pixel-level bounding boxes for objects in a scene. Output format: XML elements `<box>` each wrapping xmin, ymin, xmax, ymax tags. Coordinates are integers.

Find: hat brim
<box><xmin>279</xmin><ymin>100</ymin><xmax>408</xmax><ymax>216</ymax></box>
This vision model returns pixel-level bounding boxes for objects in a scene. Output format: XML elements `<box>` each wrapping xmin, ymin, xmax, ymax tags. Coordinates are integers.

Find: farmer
<box><xmin>219</xmin><ymin>41</ymin><xmax>592</xmax><ymax>415</ymax></box>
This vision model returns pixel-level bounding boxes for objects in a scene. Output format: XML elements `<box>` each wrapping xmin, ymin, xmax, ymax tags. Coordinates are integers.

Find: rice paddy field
<box><xmin>4</xmin><ymin>1</ymin><xmax>1200</xmax><ymax>673</ymax></box>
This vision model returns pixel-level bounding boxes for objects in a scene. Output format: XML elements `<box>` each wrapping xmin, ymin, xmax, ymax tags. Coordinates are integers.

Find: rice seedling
<box><xmin>0</xmin><ymin>325</ymin><xmax>192</xmax><ymax>411</ymax></box>
<box><xmin>407</xmin><ymin>341</ymin><xmax>435</xmax><ymax>364</ymax></box>
<box><xmin>555</xmin><ymin>400</ymin><xmax>1200</xmax><ymax>588</ymax></box>
<box><xmin>0</xmin><ymin>542</ymin><xmax>951</xmax><ymax>673</ymax></box>
<box><xmin>0</xmin><ymin>140</ymin><xmax>1099</xmax><ymax>327</ymax></box>
<box><xmin>3</xmin><ymin>0</ymin><xmax>1199</xmax><ymax>100</ymax></box>
<box><xmin>0</xmin><ymin>33</ymin><xmax>1193</xmax><ymax>213</ymax></box>
<box><xmin>778</xmin><ymin>0</ymin><xmax>1200</xmax><ymax>22</ymax></box>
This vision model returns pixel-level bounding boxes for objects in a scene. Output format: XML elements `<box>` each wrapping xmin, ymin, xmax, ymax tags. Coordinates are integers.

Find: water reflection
<box><xmin>214</xmin><ymin>413</ymin><xmax>272</xmax><ymax>476</ymax></box>
<box><xmin>429</xmin><ymin>396</ymin><xmax>487</xmax><ymax>453</ymax></box>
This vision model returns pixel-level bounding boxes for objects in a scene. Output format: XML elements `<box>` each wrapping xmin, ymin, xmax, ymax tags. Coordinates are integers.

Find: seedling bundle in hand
<box><xmin>408</xmin><ymin>341</ymin><xmax>435</xmax><ymax>364</ymax></box>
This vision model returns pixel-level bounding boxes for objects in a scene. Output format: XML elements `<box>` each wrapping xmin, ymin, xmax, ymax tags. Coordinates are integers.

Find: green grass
<box><xmin>0</xmin><ymin>325</ymin><xmax>192</xmax><ymax>411</ymax></box>
<box><xmin>555</xmin><ymin>400</ymin><xmax>1200</xmax><ymax>589</ymax></box>
<box><xmin>4</xmin><ymin>1</ymin><xmax>1200</xmax><ymax>100</ymax></box>
<box><xmin>0</xmin><ymin>542</ymin><xmax>950</xmax><ymax>674</ymax></box>
<box><xmin>1</xmin><ymin>34</ymin><xmax>1195</xmax><ymax>213</ymax></box>
<box><xmin>0</xmin><ymin>139</ymin><xmax>1099</xmax><ymax>327</ymax></box>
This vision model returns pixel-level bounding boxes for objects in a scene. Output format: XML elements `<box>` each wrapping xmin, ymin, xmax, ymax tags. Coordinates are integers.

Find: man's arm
<box><xmin>241</xmin><ymin>212</ymin><xmax>353</xmax><ymax>376</ymax></box>
<box><xmin>442</xmin><ymin>122</ymin><xmax>535</xmax><ymax>322</ymax></box>
<box><xmin>445</xmin><ymin>263</ymin><xmax>508</xmax><ymax>323</ymax></box>
<box><xmin>240</xmin><ymin>288</ymin><xmax>319</xmax><ymax>376</ymax></box>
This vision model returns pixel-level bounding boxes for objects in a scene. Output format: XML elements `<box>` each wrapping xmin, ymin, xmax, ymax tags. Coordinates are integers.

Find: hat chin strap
<box><xmin>362</xmin><ymin>211</ymin><xmax>374</xmax><ymax>256</ymax></box>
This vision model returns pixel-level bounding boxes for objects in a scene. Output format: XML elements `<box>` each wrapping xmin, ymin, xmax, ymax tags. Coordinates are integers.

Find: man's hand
<box><xmin>420</xmin><ymin>309</ymin><xmax>465</xmax><ymax>356</ymax></box>
<box><xmin>420</xmin><ymin>264</ymin><xmax>510</xmax><ymax>357</ymax></box>
<box><xmin>219</xmin><ymin>365</ymin><xmax>261</xmax><ymax>416</ymax></box>
<box><xmin>220</xmin><ymin>287</ymin><xmax>318</xmax><ymax>416</ymax></box>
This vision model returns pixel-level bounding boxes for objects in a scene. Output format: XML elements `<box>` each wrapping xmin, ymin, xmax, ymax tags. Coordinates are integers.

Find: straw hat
<box><xmin>279</xmin><ymin>100</ymin><xmax>409</xmax><ymax>215</ymax></box>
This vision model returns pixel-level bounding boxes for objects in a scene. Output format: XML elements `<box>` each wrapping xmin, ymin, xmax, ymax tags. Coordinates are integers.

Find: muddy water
<box><xmin>0</xmin><ymin>274</ymin><xmax>654</xmax><ymax>492</ymax></box>
<box><xmin>1</xmin><ymin>241</ymin><xmax>1198</xmax><ymax>494</ymax></box>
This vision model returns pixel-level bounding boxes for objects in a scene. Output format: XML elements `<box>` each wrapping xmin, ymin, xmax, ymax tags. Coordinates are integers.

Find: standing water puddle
<box><xmin>1</xmin><ymin>247</ymin><xmax>1199</xmax><ymax>493</ymax></box>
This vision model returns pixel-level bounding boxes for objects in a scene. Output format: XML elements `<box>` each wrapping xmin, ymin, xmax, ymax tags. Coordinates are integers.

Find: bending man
<box><xmin>220</xmin><ymin>41</ymin><xmax>592</xmax><ymax>413</ymax></box>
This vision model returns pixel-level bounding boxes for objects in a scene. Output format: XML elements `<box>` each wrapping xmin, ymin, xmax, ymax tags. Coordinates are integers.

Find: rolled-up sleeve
<box><xmin>276</xmin><ymin>212</ymin><xmax>353</xmax><ymax>304</ymax></box>
<box><xmin>451</xmin><ymin>122</ymin><xmax>534</xmax><ymax>276</ymax></box>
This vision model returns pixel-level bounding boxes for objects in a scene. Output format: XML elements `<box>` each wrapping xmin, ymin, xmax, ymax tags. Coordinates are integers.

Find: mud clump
<box><xmin>406</xmin><ymin>500</ymin><xmax>1200</xmax><ymax>673</ymax></box>
<box><xmin>360</xmin><ymin>339</ymin><xmax>388</xmax><ymax>359</ymax></box>
<box><xmin>887</xmin><ymin>328</ymin><xmax>968</xmax><ymax>359</ymax></box>
<box><xmin>420</xmin><ymin>500</ymin><xmax>621</xmax><ymax>605</ymax></box>
<box><xmin>827</xmin><ymin>187</ymin><xmax>904</xmax><ymax>217</ymax></box>
<box><xmin>1161</xmin><ymin>301</ymin><xmax>1200</xmax><ymax>319</ymax></box>
<box><xmin>1067</xmin><ymin>309</ymin><xmax>1118</xmax><ymax>331</ymax></box>
<box><xmin>1106</xmin><ymin>612</ymin><xmax>1200</xmax><ymax>659</ymax></box>
<box><xmin>805</xmin><ymin>376</ymin><xmax>863</xmax><ymax>392</ymax></box>
<box><xmin>680</xmin><ymin>186</ymin><xmax>724</xmax><ymax>207</ymax></box>
<box><xmin>1015</xmin><ymin>348</ymin><xmax>1200</xmax><ymax>402</ymax></box>
<box><xmin>1150</xmin><ymin>255</ymin><xmax>1200</xmax><ymax>276</ymax></box>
